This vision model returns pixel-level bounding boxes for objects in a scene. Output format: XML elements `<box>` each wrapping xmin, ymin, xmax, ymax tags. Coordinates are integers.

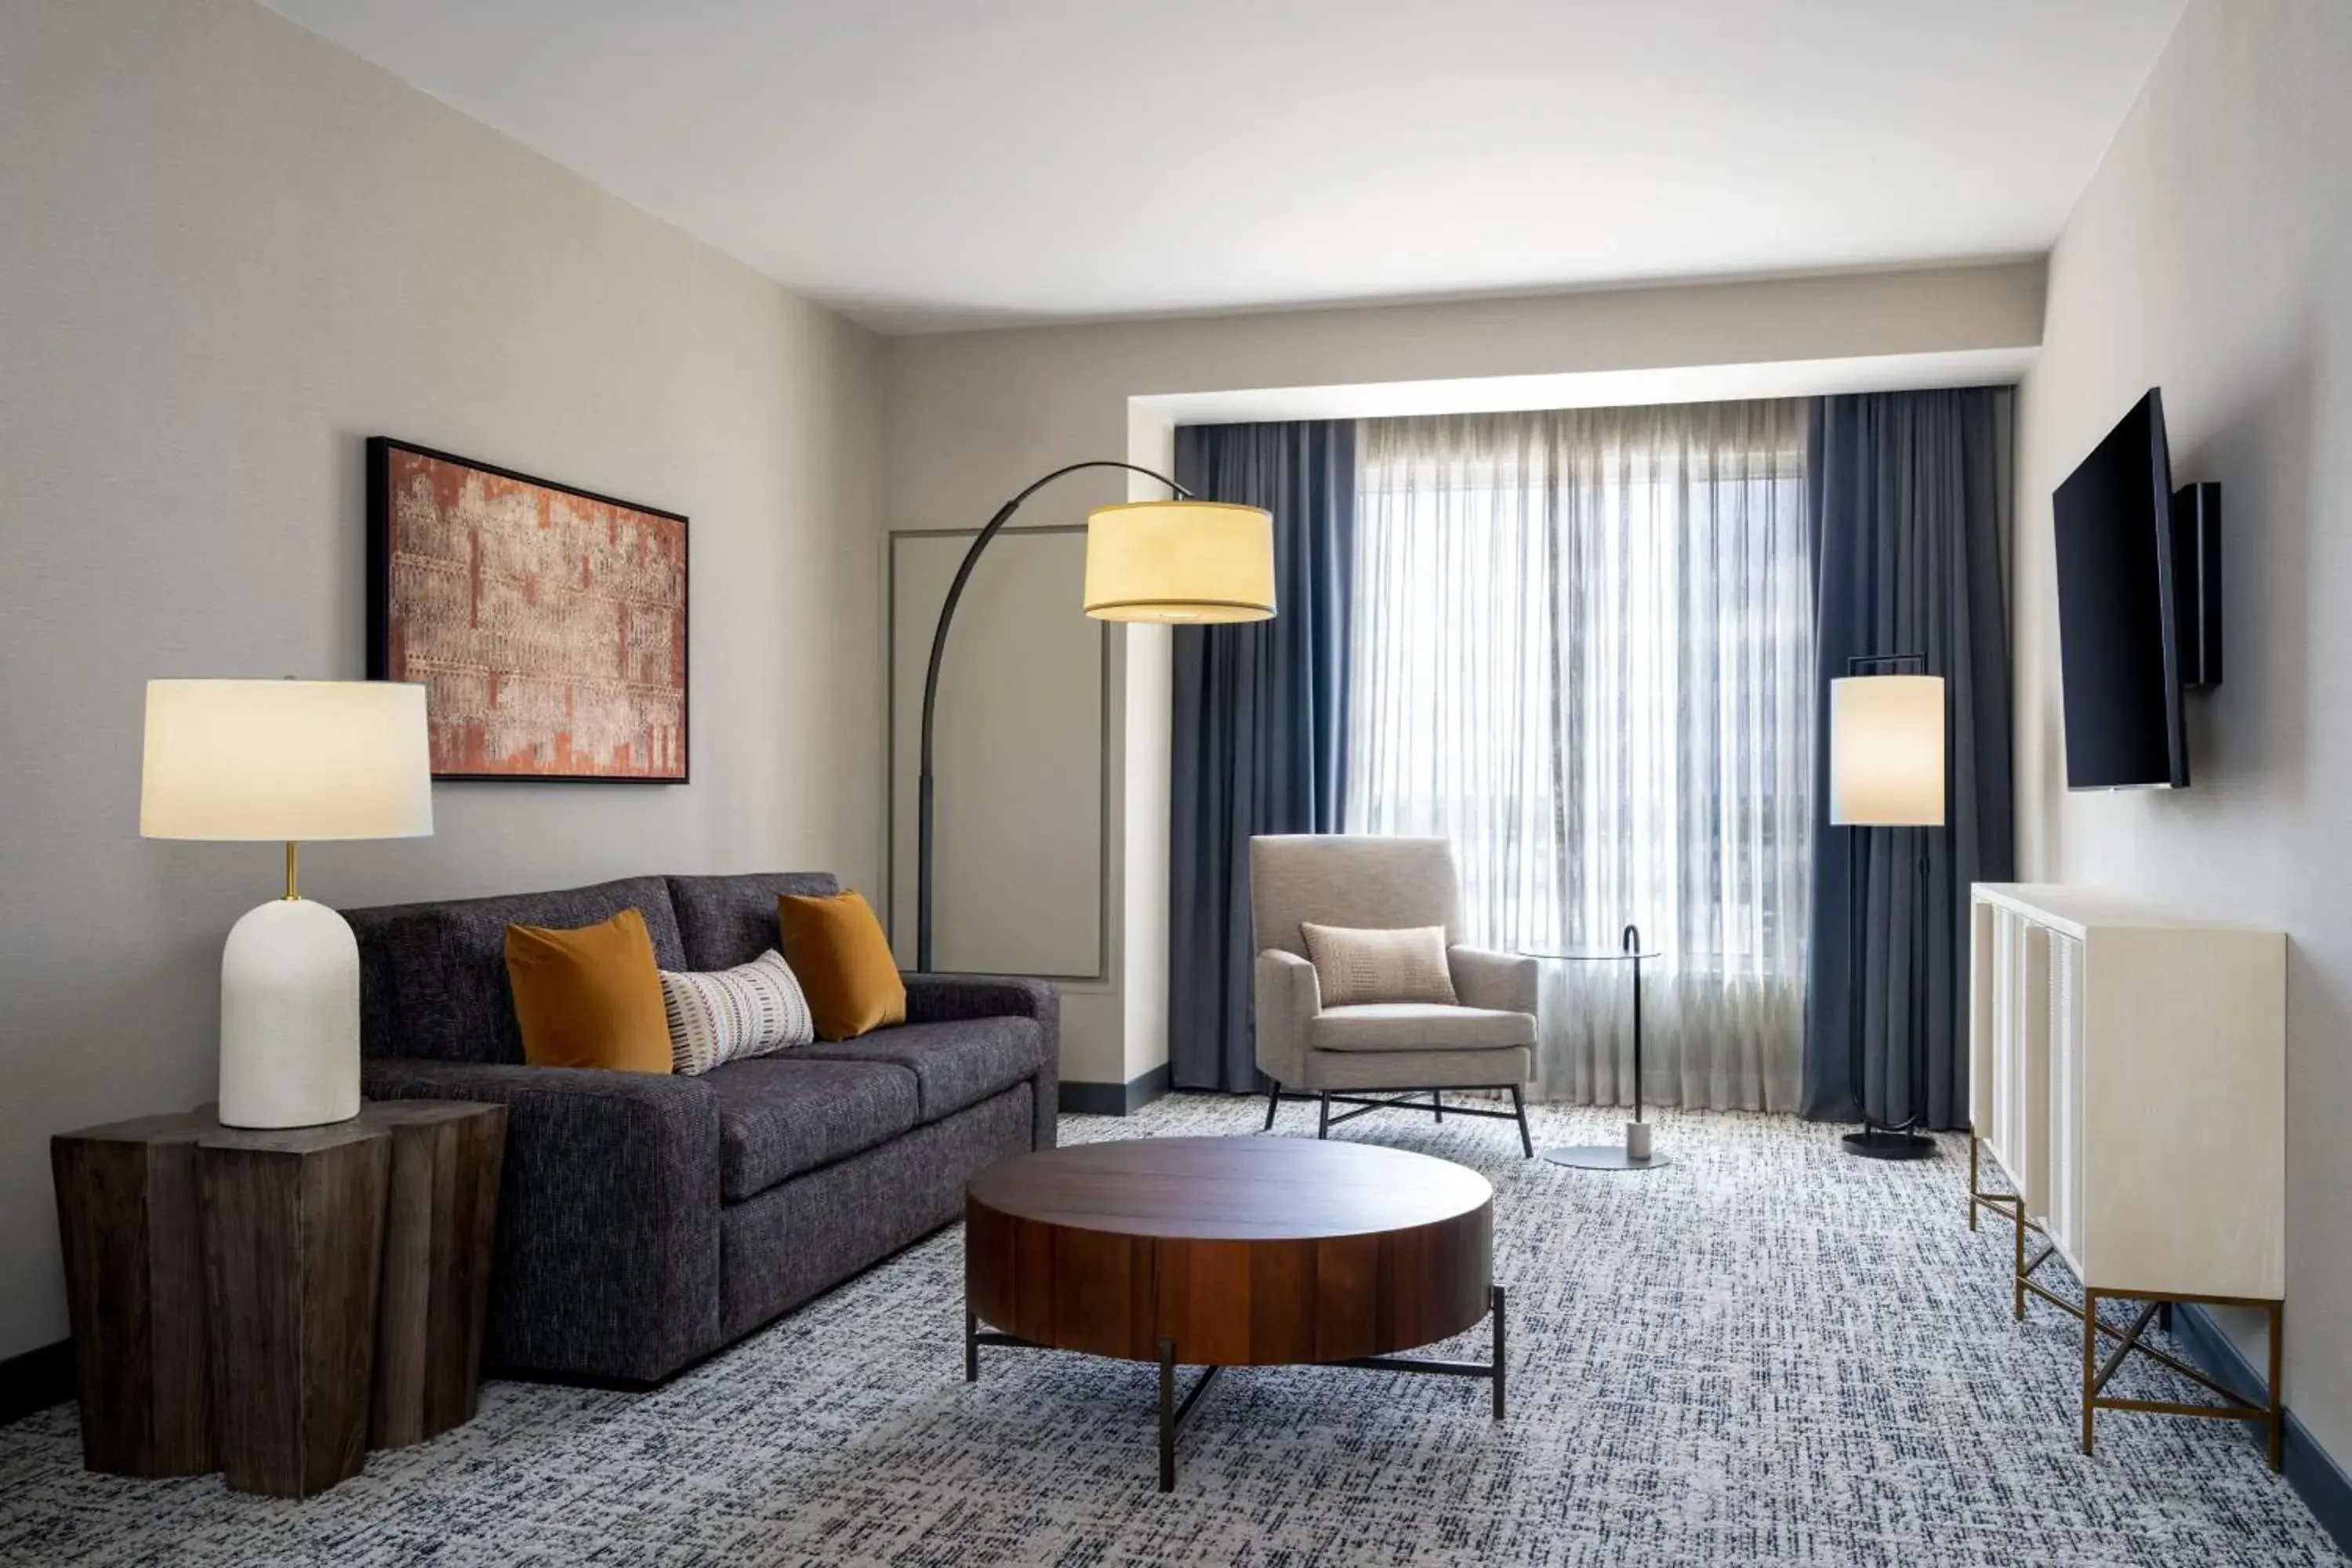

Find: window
<box><xmin>1345</xmin><ymin>402</ymin><xmax>1813</xmax><ymax>1110</ymax></box>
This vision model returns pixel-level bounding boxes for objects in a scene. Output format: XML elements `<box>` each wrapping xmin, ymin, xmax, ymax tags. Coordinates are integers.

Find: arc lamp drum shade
<box><xmin>140</xmin><ymin>679</ymin><xmax>434</xmax><ymax>842</ymax></box>
<box><xmin>1082</xmin><ymin>499</ymin><xmax>1276</xmax><ymax>623</ymax></box>
<box><xmin>1828</xmin><ymin>673</ymin><xmax>1947</xmax><ymax>827</ymax></box>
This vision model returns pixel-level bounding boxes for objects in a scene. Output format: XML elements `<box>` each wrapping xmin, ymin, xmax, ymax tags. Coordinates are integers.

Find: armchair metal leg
<box><xmin>1263</xmin><ymin>1080</ymin><xmax>1281</xmax><ymax>1132</ymax></box>
<box><xmin>1307</xmin><ymin>1085</ymin><xmax>1534</xmax><ymax>1149</ymax></box>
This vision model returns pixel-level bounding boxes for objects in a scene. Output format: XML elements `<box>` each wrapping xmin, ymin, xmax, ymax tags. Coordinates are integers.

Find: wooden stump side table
<box><xmin>52</xmin><ymin>1099</ymin><xmax>506</xmax><ymax>1499</ymax></box>
<box><xmin>198</xmin><ymin>1122</ymin><xmax>392</xmax><ymax>1499</ymax></box>
<box><xmin>365</xmin><ymin>1102</ymin><xmax>506</xmax><ymax>1450</ymax></box>
<box><xmin>48</xmin><ymin>1110</ymin><xmax>220</xmax><ymax>1478</ymax></box>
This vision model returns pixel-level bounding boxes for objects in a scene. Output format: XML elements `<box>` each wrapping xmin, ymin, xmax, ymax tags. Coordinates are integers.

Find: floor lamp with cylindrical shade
<box><xmin>140</xmin><ymin>678</ymin><xmax>434</xmax><ymax>1128</ymax></box>
<box><xmin>913</xmin><ymin>463</ymin><xmax>1275</xmax><ymax>972</ymax></box>
<box><xmin>1828</xmin><ymin>658</ymin><xmax>1947</xmax><ymax>1161</ymax></box>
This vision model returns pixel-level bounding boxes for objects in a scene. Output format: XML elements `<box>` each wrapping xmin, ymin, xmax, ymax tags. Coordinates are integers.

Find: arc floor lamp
<box><xmin>914</xmin><ymin>461</ymin><xmax>1276</xmax><ymax>972</ymax></box>
<box><xmin>1828</xmin><ymin>655</ymin><xmax>1947</xmax><ymax>1160</ymax></box>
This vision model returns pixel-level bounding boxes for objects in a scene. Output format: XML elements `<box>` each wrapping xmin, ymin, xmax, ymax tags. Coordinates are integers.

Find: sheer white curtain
<box><xmin>1346</xmin><ymin>403</ymin><xmax>1813</xmax><ymax>1112</ymax></box>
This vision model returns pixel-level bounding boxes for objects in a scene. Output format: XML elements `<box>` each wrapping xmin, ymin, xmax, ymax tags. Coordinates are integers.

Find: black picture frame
<box><xmin>366</xmin><ymin>436</ymin><xmax>690</xmax><ymax>783</ymax></box>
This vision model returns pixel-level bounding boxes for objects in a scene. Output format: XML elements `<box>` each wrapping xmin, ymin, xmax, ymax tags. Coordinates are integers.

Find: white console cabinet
<box><xmin>1967</xmin><ymin>883</ymin><xmax>2289</xmax><ymax>1463</ymax></box>
<box><xmin>1969</xmin><ymin>883</ymin><xmax>2285</xmax><ymax>1298</ymax></box>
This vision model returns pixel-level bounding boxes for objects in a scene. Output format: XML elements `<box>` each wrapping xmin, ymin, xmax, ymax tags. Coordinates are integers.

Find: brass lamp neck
<box><xmin>284</xmin><ymin>840</ymin><xmax>300</xmax><ymax>902</ymax></box>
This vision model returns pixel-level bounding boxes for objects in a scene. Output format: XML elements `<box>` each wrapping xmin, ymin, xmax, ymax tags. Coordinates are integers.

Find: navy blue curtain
<box><xmin>1802</xmin><ymin>389</ymin><xmax>2016</xmax><ymax>1130</ymax></box>
<box><xmin>1168</xmin><ymin>421</ymin><xmax>1356</xmax><ymax>1092</ymax></box>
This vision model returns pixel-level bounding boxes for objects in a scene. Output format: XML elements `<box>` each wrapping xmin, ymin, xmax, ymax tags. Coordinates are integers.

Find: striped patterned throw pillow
<box><xmin>659</xmin><ymin>949</ymin><xmax>816</xmax><ymax>1075</ymax></box>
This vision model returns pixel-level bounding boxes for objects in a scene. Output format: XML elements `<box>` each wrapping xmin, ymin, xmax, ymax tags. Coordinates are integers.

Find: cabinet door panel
<box><xmin>2045</xmin><ymin>931</ymin><xmax>2085</xmax><ymax>1274</ymax></box>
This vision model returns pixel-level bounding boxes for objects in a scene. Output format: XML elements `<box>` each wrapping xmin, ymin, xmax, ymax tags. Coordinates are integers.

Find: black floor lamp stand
<box><xmin>1840</xmin><ymin>652</ymin><xmax>1939</xmax><ymax>1163</ymax></box>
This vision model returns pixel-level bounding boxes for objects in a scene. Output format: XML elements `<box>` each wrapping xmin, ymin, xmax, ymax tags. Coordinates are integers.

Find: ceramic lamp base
<box><xmin>220</xmin><ymin>896</ymin><xmax>361</xmax><ymax>1129</ymax></box>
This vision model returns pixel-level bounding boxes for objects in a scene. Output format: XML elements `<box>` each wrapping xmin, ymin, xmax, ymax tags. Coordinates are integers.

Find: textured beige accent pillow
<box><xmin>1299</xmin><ymin>923</ymin><xmax>1458</xmax><ymax>1007</ymax></box>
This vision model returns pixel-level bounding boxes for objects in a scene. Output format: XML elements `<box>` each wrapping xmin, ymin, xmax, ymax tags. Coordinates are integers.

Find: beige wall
<box><xmin>0</xmin><ymin>0</ymin><xmax>883</xmax><ymax>1359</ymax></box>
<box><xmin>2015</xmin><ymin>0</ymin><xmax>2352</xmax><ymax>1458</ymax></box>
<box><xmin>880</xmin><ymin>262</ymin><xmax>2047</xmax><ymax>1087</ymax></box>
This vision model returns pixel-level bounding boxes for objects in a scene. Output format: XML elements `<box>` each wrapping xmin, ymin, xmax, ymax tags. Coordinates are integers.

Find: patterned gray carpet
<box><xmin>0</xmin><ymin>1095</ymin><xmax>2339</xmax><ymax>1566</ymax></box>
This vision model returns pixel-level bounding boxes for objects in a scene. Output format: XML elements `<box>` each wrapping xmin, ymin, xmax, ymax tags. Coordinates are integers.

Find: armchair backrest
<box><xmin>1248</xmin><ymin>834</ymin><xmax>1462</xmax><ymax>958</ymax></box>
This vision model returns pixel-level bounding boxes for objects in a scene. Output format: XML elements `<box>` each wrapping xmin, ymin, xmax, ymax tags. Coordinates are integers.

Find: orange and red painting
<box><xmin>367</xmin><ymin>439</ymin><xmax>688</xmax><ymax>781</ymax></box>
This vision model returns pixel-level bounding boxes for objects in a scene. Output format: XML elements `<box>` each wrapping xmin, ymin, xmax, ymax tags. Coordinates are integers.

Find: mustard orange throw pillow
<box><xmin>504</xmin><ymin>908</ymin><xmax>673</xmax><ymax>1073</ymax></box>
<box><xmin>778</xmin><ymin>890</ymin><xmax>907</xmax><ymax>1040</ymax></box>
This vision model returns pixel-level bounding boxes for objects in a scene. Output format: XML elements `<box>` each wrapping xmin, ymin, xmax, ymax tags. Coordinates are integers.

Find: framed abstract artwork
<box><xmin>366</xmin><ymin>437</ymin><xmax>688</xmax><ymax>782</ymax></box>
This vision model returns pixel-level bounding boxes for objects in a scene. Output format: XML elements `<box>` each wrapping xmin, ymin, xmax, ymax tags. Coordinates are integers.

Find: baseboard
<box><xmin>0</xmin><ymin>1338</ymin><xmax>74</xmax><ymax>1428</ymax></box>
<box><xmin>2173</xmin><ymin>1303</ymin><xmax>2352</xmax><ymax>1555</ymax></box>
<box><xmin>1058</xmin><ymin>1065</ymin><xmax>1171</xmax><ymax>1117</ymax></box>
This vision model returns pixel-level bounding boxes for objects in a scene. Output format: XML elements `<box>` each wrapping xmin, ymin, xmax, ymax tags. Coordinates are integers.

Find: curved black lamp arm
<box><xmin>916</xmin><ymin>459</ymin><xmax>1192</xmax><ymax>971</ymax></box>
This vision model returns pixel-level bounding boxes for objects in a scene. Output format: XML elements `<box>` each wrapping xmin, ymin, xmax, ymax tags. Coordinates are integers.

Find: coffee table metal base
<box><xmin>966</xmin><ymin>1284</ymin><xmax>1508</xmax><ymax>1491</ymax></box>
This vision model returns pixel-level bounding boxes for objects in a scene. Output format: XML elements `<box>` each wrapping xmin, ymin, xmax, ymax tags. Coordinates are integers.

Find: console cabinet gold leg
<box><xmin>1967</xmin><ymin>1152</ymin><xmax>2285</xmax><ymax>1469</ymax></box>
<box><xmin>2013</xmin><ymin>1200</ymin><xmax>2028</xmax><ymax>1323</ymax></box>
<box><xmin>2080</xmin><ymin>1287</ymin><xmax>2100</xmax><ymax>1455</ymax></box>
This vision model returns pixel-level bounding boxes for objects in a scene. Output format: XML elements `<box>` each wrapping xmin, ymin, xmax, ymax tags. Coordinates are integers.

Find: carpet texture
<box><xmin>0</xmin><ymin>1095</ymin><xmax>2339</xmax><ymax>1566</ymax></box>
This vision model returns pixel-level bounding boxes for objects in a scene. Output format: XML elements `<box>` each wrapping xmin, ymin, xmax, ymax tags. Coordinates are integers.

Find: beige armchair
<box><xmin>1250</xmin><ymin>834</ymin><xmax>1537</xmax><ymax>1155</ymax></box>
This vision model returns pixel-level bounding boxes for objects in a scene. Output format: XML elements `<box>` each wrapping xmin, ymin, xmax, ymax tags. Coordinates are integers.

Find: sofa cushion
<box><xmin>718</xmin><ymin>1085</ymin><xmax>1033</xmax><ymax>1343</ymax></box>
<box><xmin>659</xmin><ymin>950</ymin><xmax>815</xmax><ymax>1075</ymax></box>
<box><xmin>798</xmin><ymin>1017</ymin><xmax>1050</xmax><ymax>1123</ymax></box>
<box><xmin>667</xmin><ymin>873</ymin><xmax>840</xmax><ymax>971</ymax></box>
<box><xmin>506</xmin><ymin>908</ymin><xmax>673</xmax><ymax>1074</ymax></box>
<box><xmin>1310</xmin><ymin>1003</ymin><xmax>1535</xmax><ymax>1053</ymax></box>
<box><xmin>347</xmin><ymin>877</ymin><xmax>688</xmax><ymax>1064</ymax></box>
<box><xmin>780</xmin><ymin>890</ymin><xmax>908</xmax><ymax>1040</ymax></box>
<box><xmin>706</xmin><ymin>1056</ymin><xmax>920</xmax><ymax>1203</ymax></box>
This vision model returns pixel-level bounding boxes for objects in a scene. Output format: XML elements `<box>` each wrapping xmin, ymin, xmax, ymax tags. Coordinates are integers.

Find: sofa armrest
<box><xmin>361</xmin><ymin>1058</ymin><xmax>720</xmax><ymax>1383</ymax></box>
<box><xmin>899</xmin><ymin>974</ymin><xmax>1061</xmax><ymax>1150</ymax></box>
<box><xmin>1449</xmin><ymin>946</ymin><xmax>1538</xmax><ymax>1016</ymax></box>
<box><xmin>902</xmin><ymin>973</ymin><xmax>1057</xmax><ymax>1029</ymax></box>
<box><xmin>1254</xmin><ymin>949</ymin><xmax>1322</xmax><ymax>1085</ymax></box>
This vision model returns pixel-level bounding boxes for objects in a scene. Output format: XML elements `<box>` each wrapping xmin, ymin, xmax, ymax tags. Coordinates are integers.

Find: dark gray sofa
<box><xmin>344</xmin><ymin>870</ymin><xmax>1058</xmax><ymax>1385</ymax></box>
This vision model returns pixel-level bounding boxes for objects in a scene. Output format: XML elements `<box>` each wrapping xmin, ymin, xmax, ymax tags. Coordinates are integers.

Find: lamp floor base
<box><xmin>1842</xmin><ymin>1128</ymin><xmax>1938</xmax><ymax>1161</ymax></box>
<box><xmin>1540</xmin><ymin>1146</ymin><xmax>1671</xmax><ymax>1171</ymax></box>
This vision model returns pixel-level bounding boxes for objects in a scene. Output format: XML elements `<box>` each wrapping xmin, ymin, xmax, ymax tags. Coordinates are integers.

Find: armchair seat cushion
<box><xmin>1310</xmin><ymin>1002</ymin><xmax>1535</xmax><ymax>1053</ymax></box>
<box><xmin>707</xmin><ymin>1057</ymin><xmax>920</xmax><ymax>1202</ymax></box>
<box><xmin>797</xmin><ymin>1018</ymin><xmax>1052</xmax><ymax>1123</ymax></box>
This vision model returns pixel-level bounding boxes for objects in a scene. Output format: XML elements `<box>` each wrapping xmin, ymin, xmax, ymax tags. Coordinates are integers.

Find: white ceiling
<box><xmin>262</xmin><ymin>0</ymin><xmax>2186</xmax><ymax>334</ymax></box>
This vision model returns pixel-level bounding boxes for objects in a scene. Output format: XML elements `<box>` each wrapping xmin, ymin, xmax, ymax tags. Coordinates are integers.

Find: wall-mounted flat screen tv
<box><xmin>2053</xmin><ymin>388</ymin><xmax>2190</xmax><ymax>789</ymax></box>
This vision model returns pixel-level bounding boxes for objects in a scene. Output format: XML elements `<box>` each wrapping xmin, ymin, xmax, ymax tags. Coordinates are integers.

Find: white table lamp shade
<box><xmin>140</xmin><ymin>678</ymin><xmax>432</xmax><ymax>840</ymax></box>
<box><xmin>1828</xmin><ymin>674</ymin><xmax>1947</xmax><ymax>827</ymax></box>
<box><xmin>138</xmin><ymin>679</ymin><xmax>433</xmax><ymax>1129</ymax></box>
<box><xmin>1083</xmin><ymin>500</ymin><xmax>1276</xmax><ymax>623</ymax></box>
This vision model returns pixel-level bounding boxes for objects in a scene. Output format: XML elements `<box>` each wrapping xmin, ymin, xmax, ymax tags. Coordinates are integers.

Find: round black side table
<box><xmin>1524</xmin><ymin>925</ymin><xmax>1669</xmax><ymax>1171</ymax></box>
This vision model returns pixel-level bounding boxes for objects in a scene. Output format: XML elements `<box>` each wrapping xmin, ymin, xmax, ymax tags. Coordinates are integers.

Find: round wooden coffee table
<box><xmin>963</xmin><ymin>1135</ymin><xmax>1503</xmax><ymax>1490</ymax></box>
